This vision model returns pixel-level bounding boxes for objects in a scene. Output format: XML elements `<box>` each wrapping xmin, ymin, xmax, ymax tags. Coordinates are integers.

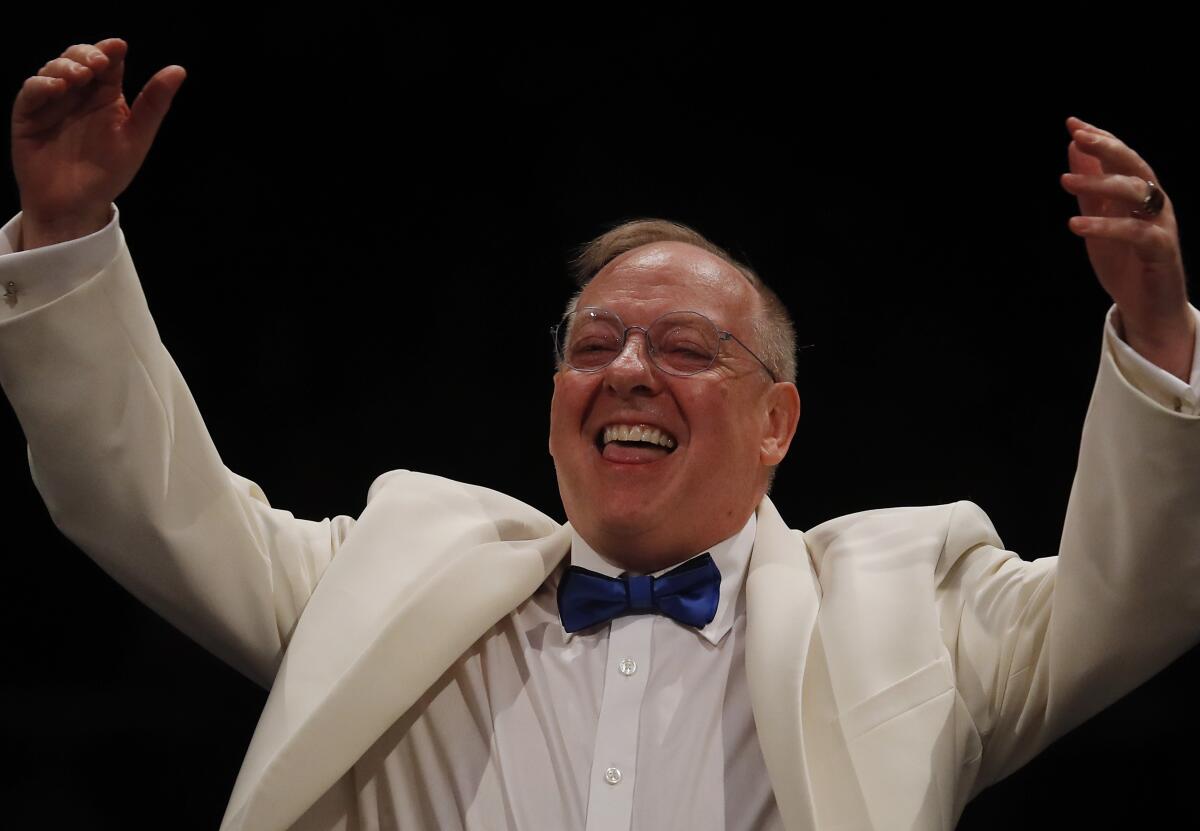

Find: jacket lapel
<box><xmin>219</xmin><ymin>473</ymin><xmax>570</xmax><ymax>831</ymax></box>
<box><xmin>745</xmin><ymin>496</ymin><xmax>822</xmax><ymax>831</ymax></box>
<box><xmin>805</xmin><ymin>504</ymin><xmax>960</xmax><ymax>830</ymax></box>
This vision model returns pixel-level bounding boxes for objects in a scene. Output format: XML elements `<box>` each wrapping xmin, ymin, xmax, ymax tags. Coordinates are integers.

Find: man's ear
<box><xmin>759</xmin><ymin>382</ymin><xmax>801</xmax><ymax>466</ymax></box>
<box><xmin>549</xmin><ymin>371</ymin><xmax>561</xmax><ymax>459</ymax></box>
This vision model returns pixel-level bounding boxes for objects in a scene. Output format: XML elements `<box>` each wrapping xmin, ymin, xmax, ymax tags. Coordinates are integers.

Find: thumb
<box><xmin>125</xmin><ymin>65</ymin><xmax>186</xmax><ymax>152</ymax></box>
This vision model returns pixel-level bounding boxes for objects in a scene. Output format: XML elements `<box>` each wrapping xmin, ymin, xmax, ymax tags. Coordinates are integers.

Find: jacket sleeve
<box><xmin>0</xmin><ymin>216</ymin><xmax>359</xmax><ymax>688</ymax></box>
<box><xmin>934</xmin><ymin>309</ymin><xmax>1200</xmax><ymax>797</ymax></box>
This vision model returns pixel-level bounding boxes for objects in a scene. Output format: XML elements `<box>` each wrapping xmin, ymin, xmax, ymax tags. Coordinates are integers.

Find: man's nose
<box><xmin>604</xmin><ymin>330</ymin><xmax>661</xmax><ymax>395</ymax></box>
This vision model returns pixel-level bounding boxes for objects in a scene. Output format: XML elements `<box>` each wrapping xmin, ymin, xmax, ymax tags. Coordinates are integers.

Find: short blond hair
<box><xmin>566</xmin><ymin>219</ymin><xmax>797</xmax><ymax>384</ymax></box>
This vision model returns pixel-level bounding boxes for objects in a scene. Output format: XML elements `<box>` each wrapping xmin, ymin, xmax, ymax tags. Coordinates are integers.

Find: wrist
<box><xmin>1120</xmin><ymin>305</ymin><xmax>1197</xmax><ymax>383</ymax></box>
<box><xmin>19</xmin><ymin>205</ymin><xmax>113</xmax><ymax>251</ymax></box>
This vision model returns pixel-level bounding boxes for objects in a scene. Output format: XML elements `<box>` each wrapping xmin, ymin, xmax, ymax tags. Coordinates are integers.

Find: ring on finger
<box><xmin>1130</xmin><ymin>180</ymin><xmax>1165</xmax><ymax>219</ymax></box>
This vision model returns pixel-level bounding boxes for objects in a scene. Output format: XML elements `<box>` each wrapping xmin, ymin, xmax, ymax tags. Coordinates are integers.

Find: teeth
<box><xmin>602</xmin><ymin>424</ymin><xmax>677</xmax><ymax>450</ymax></box>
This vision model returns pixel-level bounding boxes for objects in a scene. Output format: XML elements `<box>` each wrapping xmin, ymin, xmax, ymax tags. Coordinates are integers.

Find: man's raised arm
<box><xmin>943</xmin><ymin>118</ymin><xmax>1200</xmax><ymax>797</ymax></box>
<box><xmin>0</xmin><ymin>40</ymin><xmax>355</xmax><ymax>687</ymax></box>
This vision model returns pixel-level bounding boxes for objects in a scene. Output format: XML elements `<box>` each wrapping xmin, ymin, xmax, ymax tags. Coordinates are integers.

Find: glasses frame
<box><xmin>551</xmin><ymin>306</ymin><xmax>778</xmax><ymax>382</ymax></box>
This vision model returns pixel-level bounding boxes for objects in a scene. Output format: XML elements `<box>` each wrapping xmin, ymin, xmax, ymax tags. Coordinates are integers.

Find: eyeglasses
<box><xmin>551</xmin><ymin>307</ymin><xmax>778</xmax><ymax>381</ymax></box>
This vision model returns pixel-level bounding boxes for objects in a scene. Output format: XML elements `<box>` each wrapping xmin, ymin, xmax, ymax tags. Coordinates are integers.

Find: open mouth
<box><xmin>595</xmin><ymin>424</ymin><xmax>678</xmax><ymax>461</ymax></box>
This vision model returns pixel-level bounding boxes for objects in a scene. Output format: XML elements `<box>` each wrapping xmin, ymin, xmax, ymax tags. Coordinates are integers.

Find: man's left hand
<box><xmin>1060</xmin><ymin>116</ymin><xmax>1195</xmax><ymax>382</ymax></box>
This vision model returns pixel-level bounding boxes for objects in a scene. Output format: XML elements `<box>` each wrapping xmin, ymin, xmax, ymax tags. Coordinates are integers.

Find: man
<box><xmin>3</xmin><ymin>36</ymin><xmax>1199</xmax><ymax>831</ymax></box>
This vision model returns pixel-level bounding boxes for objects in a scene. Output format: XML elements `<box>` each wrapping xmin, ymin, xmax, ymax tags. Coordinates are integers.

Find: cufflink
<box><xmin>3</xmin><ymin>281</ymin><xmax>16</xmax><ymax>308</ymax></box>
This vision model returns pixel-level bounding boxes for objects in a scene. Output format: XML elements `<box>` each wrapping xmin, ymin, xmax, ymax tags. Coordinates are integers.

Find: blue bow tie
<box><xmin>557</xmin><ymin>553</ymin><xmax>722</xmax><ymax>633</ymax></box>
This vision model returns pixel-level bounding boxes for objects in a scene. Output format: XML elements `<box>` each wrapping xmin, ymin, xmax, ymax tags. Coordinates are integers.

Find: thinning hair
<box><xmin>565</xmin><ymin>219</ymin><xmax>797</xmax><ymax>385</ymax></box>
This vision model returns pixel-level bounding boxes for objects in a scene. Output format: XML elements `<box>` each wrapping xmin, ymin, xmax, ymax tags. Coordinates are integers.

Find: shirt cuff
<box><xmin>0</xmin><ymin>204</ymin><xmax>121</xmax><ymax>323</ymax></box>
<box><xmin>1104</xmin><ymin>303</ymin><xmax>1200</xmax><ymax>415</ymax></box>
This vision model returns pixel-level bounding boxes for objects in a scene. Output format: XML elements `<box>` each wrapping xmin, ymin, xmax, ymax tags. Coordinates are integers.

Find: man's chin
<box><xmin>594</xmin><ymin>507</ymin><xmax>660</xmax><ymax>538</ymax></box>
<box><xmin>563</xmin><ymin>495</ymin><xmax>665</xmax><ymax>546</ymax></box>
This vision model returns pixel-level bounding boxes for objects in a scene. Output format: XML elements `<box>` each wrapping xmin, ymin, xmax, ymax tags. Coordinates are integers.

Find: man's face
<box><xmin>548</xmin><ymin>241</ymin><xmax>798</xmax><ymax>569</ymax></box>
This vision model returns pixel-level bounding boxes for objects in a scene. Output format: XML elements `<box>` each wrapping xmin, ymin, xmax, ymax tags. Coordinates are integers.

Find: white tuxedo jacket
<box><xmin>1</xmin><ymin>230</ymin><xmax>1199</xmax><ymax>831</ymax></box>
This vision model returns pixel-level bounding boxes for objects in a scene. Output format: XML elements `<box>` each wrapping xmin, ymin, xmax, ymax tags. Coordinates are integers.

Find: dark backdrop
<box><xmin>2</xmin><ymin>7</ymin><xmax>1197</xmax><ymax>829</ymax></box>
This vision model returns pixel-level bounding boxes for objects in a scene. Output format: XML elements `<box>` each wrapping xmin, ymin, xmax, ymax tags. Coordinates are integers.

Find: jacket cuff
<box><xmin>0</xmin><ymin>205</ymin><xmax>121</xmax><ymax>324</ymax></box>
<box><xmin>1104</xmin><ymin>303</ymin><xmax>1200</xmax><ymax>415</ymax></box>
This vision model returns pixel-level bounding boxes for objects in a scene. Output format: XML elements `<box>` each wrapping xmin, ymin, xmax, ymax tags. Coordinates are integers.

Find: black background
<box><xmin>2</xmin><ymin>6</ymin><xmax>1198</xmax><ymax>829</ymax></box>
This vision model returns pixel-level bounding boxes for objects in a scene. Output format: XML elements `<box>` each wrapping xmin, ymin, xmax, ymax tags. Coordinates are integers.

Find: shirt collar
<box><xmin>559</xmin><ymin>511</ymin><xmax>757</xmax><ymax>646</ymax></box>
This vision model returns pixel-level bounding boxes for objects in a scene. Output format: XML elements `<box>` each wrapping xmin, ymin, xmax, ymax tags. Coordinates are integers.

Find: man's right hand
<box><xmin>11</xmin><ymin>38</ymin><xmax>185</xmax><ymax>250</ymax></box>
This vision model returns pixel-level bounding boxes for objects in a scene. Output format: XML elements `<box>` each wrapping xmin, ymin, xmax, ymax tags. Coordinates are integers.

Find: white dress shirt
<box><xmin>2</xmin><ymin>207</ymin><xmax>1199</xmax><ymax>831</ymax></box>
<box><xmin>348</xmin><ymin>513</ymin><xmax>781</xmax><ymax>830</ymax></box>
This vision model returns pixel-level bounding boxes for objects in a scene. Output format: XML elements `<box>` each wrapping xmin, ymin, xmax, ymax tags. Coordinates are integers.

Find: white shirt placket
<box><xmin>584</xmin><ymin>613</ymin><xmax>654</xmax><ymax>830</ymax></box>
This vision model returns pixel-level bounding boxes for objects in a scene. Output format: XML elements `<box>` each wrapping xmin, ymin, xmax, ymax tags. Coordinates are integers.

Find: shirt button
<box><xmin>604</xmin><ymin>766</ymin><xmax>622</xmax><ymax>785</ymax></box>
<box><xmin>618</xmin><ymin>657</ymin><xmax>637</xmax><ymax>676</ymax></box>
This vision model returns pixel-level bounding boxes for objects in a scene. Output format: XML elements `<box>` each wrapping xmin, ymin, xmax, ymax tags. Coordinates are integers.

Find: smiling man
<box><xmin>4</xmin><ymin>37</ymin><xmax>1200</xmax><ymax>831</ymax></box>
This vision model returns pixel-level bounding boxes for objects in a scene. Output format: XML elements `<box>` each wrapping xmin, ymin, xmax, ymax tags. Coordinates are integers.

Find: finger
<box><xmin>1067</xmin><ymin>141</ymin><xmax>1105</xmax><ymax>216</ymax></box>
<box><xmin>91</xmin><ymin>38</ymin><xmax>129</xmax><ymax>59</ymax></box>
<box><xmin>11</xmin><ymin>75</ymin><xmax>70</xmax><ymax>120</ymax></box>
<box><xmin>11</xmin><ymin>79</ymin><xmax>96</xmax><ymax>139</ymax></box>
<box><xmin>38</xmin><ymin>57</ymin><xmax>95</xmax><ymax>84</ymax></box>
<box><xmin>125</xmin><ymin>65</ymin><xmax>187</xmax><ymax>150</ymax></box>
<box><xmin>1067</xmin><ymin>216</ymin><xmax>1177</xmax><ymax>262</ymax></box>
<box><xmin>1068</xmin><ymin>139</ymin><xmax>1103</xmax><ymax>175</ymax></box>
<box><xmin>1061</xmin><ymin>172</ymin><xmax>1157</xmax><ymax>207</ymax></box>
<box><xmin>89</xmin><ymin>38</ymin><xmax>127</xmax><ymax>89</ymax></box>
<box><xmin>62</xmin><ymin>43</ymin><xmax>112</xmax><ymax>74</ymax></box>
<box><xmin>1071</xmin><ymin>130</ymin><xmax>1155</xmax><ymax>180</ymax></box>
<box><xmin>1066</xmin><ymin>116</ymin><xmax>1116</xmax><ymax>139</ymax></box>
<box><xmin>13</xmin><ymin>41</ymin><xmax>128</xmax><ymax>136</ymax></box>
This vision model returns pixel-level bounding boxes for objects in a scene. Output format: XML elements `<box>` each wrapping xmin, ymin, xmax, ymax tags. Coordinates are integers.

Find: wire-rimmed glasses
<box><xmin>552</xmin><ymin>307</ymin><xmax>777</xmax><ymax>381</ymax></box>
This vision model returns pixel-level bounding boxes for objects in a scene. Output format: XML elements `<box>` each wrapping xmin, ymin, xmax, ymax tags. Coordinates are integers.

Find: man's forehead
<box><xmin>580</xmin><ymin>241</ymin><xmax>755</xmax><ymax>313</ymax></box>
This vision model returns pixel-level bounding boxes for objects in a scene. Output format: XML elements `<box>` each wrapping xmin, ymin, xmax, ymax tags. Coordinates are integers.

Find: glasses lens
<box><xmin>560</xmin><ymin>308</ymin><xmax>623</xmax><ymax>370</ymax></box>
<box><xmin>649</xmin><ymin>312</ymin><xmax>719</xmax><ymax>374</ymax></box>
